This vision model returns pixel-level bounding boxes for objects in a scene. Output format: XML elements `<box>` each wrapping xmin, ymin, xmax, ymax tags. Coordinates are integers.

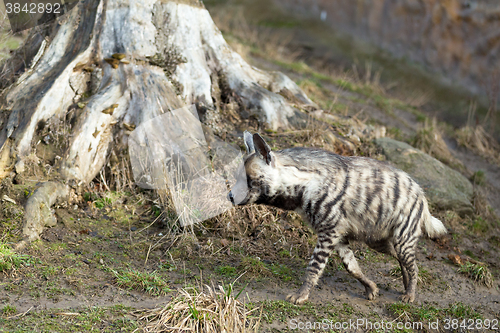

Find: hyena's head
<box><xmin>227</xmin><ymin>131</ymin><xmax>279</xmax><ymax>206</ymax></box>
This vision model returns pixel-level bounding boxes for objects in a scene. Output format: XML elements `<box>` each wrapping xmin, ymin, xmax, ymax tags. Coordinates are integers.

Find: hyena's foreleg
<box><xmin>336</xmin><ymin>241</ymin><xmax>379</xmax><ymax>300</ymax></box>
<box><xmin>286</xmin><ymin>233</ymin><xmax>339</xmax><ymax>304</ymax></box>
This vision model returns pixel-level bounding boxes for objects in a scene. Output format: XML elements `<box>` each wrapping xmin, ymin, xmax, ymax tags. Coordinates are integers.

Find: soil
<box><xmin>1</xmin><ymin>0</ymin><xmax>500</xmax><ymax>332</ymax></box>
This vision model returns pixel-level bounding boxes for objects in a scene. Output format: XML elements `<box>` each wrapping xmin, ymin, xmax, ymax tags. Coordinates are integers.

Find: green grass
<box><xmin>0</xmin><ymin>305</ymin><xmax>139</xmax><ymax>332</ymax></box>
<box><xmin>0</xmin><ymin>243</ymin><xmax>37</xmax><ymax>273</ymax></box>
<box><xmin>94</xmin><ymin>197</ymin><xmax>112</xmax><ymax>209</ymax></box>
<box><xmin>278</xmin><ymin>249</ymin><xmax>291</xmax><ymax>258</ymax></box>
<box><xmin>258</xmin><ymin>300</ymin><xmax>318</xmax><ymax>324</ymax></box>
<box><xmin>389</xmin><ymin>302</ymin><xmax>440</xmax><ymax>322</ymax></box>
<box><xmin>268</xmin><ymin>263</ymin><xmax>294</xmax><ymax>282</ymax></box>
<box><xmin>238</xmin><ymin>257</ymin><xmax>270</xmax><ymax>277</ymax></box>
<box><xmin>110</xmin><ymin>268</ymin><xmax>172</xmax><ymax>296</ymax></box>
<box><xmin>416</xmin><ymin>113</ymin><xmax>428</xmax><ymax>122</ymax></box>
<box><xmin>445</xmin><ymin>302</ymin><xmax>483</xmax><ymax>319</ymax></box>
<box><xmin>215</xmin><ymin>265</ymin><xmax>238</xmax><ymax>278</ymax></box>
<box><xmin>255</xmin><ymin>300</ymin><xmax>362</xmax><ymax>326</ymax></box>
<box><xmin>386</xmin><ymin>127</ymin><xmax>405</xmax><ymax>141</ymax></box>
<box><xmin>388</xmin><ymin>301</ymin><xmax>483</xmax><ymax>327</ymax></box>
<box><xmin>489</xmin><ymin>235</ymin><xmax>500</xmax><ymax>248</ymax></box>
<box><xmin>471</xmin><ymin>217</ymin><xmax>489</xmax><ymax>234</ymax></box>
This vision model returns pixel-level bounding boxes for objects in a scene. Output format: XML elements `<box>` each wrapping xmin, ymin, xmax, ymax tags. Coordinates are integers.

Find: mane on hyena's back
<box><xmin>275</xmin><ymin>147</ymin><xmax>396</xmax><ymax>174</ymax></box>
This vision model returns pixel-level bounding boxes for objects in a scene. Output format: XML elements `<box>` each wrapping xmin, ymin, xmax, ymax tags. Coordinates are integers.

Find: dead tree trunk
<box><xmin>0</xmin><ymin>0</ymin><xmax>315</xmax><ymax>243</ymax></box>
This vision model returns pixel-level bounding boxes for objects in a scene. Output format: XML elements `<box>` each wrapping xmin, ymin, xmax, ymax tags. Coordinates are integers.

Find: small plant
<box><xmin>386</xmin><ymin>127</ymin><xmax>404</xmax><ymax>140</ymax></box>
<box><xmin>110</xmin><ymin>268</ymin><xmax>171</xmax><ymax>296</ymax></box>
<box><xmin>471</xmin><ymin>170</ymin><xmax>486</xmax><ymax>186</ymax></box>
<box><xmin>278</xmin><ymin>249</ymin><xmax>290</xmax><ymax>258</ymax></box>
<box><xmin>416</xmin><ymin>113</ymin><xmax>427</xmax><ymax>122</ymax></box>
<box><xmin>152</xmin><ymin>204</ymin><xmax>162</xmax><ymax>217</ymax></box>
<box><xmin>83</xmin><ymin>192</ymin><xmax>99</xmax><ymax>202</ymax></box>
<box><xmin>94</xmin><ymin>197</ymin><xmax>112</xmax><ymax>209</ymax></box>
<box><xmin>269</xmin><ymin>263</ymin><xmax>294</xmax><ymax>282</ymax></box>
<box><xmin>471</xmin><ymin>216</ymin><xmax>489</xmax><ymax>234</ymax></box>
<box><xmin>2</xmin><ymin>304</ymin><xmax>16</xmax><ymax>316</ymax></box>
<box><xmin>457</xmin><ymin>261</ymin><xmax>494</xmax><ymax>288</ymax></box>
<box><xmin>239</xmin><ymin>257</ymin><xmax>270</xmax><ymax>277</ymax></box>
<box><xmin>215</xmin><ymin>265</ymin><xmax>238</xmax><ymax>278</ymax></box>
<box><xmin>0</xmin><ymin>243</ymin><xmax>34</xmax><ymax>273</ymax></box>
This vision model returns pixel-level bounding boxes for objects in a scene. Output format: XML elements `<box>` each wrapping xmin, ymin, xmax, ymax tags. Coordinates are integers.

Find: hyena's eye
<box><xmin>247</xmin><ymin>178</ymin><xmax>262</xmax><ymax>190</ymax></box>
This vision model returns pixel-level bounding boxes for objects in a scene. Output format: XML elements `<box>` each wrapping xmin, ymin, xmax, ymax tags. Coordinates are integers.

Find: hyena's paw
<box><xmin>400</xmin><ymin>293</ymin><xmax>415</xmax><ymax>303</ymax></box>
<box><xmin>365</xmin><ymin>282</ymin><xmax>379</xmax><ymax>300</ymax></box>
<box><xmin>286</xmin><ymin>291</ymin><xmax>309</xmax><ymax>305</ymax></box>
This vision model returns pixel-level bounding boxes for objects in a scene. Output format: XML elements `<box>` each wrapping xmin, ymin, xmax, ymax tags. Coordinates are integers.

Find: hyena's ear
<box><xmin>243</xmin><ymin>131</ymin><xmax>255</xmax><ymax>154</ymax></box>
<box><xmin>253</xmin><ymin>133</ymin><xmax>276</xmax><ymax>166</ymax></box>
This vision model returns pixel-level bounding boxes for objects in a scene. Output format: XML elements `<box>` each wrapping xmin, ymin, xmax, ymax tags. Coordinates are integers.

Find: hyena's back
<box><xmin>277</xmin><ymin>148</ymin><xmax>443</xmax><ymax>243</ymax></box>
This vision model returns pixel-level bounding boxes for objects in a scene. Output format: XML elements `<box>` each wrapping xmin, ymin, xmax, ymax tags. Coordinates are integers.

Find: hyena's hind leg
<box><xmin>394</xmin><ymin>239</ymin><xmax>419</xmax><ymax>303</ymax></box>
<box><xmin>286</xmin><ymin>233</ymin><xmax>339</xmax><ymax>305</ymax></box>
<box><xmin>336</xmin><ymin>241</ymin><xmax>379</xmax><ymax>300</ymax></box>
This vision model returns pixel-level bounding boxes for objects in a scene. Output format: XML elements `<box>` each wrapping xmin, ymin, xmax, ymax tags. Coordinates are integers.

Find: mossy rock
<box><xmin>375</xmin><ymin>137</ymin><xmax>473</xmax><ymax>215</ymax></box>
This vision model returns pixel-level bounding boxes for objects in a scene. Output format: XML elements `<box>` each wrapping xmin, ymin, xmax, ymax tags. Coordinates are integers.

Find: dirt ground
<box><xmin>1</xmin><ymin>0</ymin><xmax>500</xmax><ymax>332</ymax></box>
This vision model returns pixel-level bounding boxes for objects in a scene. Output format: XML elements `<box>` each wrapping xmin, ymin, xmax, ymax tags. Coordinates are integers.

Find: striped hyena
<box><xmin>228</xmin><ymin>131</ymin><xmax>447</xmax><ymax>304</ymax></box>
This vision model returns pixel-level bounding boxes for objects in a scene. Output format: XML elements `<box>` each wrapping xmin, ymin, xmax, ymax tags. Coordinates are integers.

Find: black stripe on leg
<box><xmin>398</xmin><ymin>196</ymin><xmax>419</xmax><ymax>239</ymax></box>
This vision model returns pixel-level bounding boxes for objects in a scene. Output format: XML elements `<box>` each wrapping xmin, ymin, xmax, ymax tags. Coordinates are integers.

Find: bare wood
<box><xmin>0</xmin><ymin>0</ymin><xmax>316</xmax><ymax>242</ymax></box>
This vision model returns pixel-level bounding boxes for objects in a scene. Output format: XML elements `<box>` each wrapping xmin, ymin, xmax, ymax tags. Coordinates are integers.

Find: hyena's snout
<box><xmin>227</xmin><ymin>191</ymin><xmax>235</xmax><ymax>204</ymax></box>
<box><xmin>227</xmin><ymin>182</ymin><xmax>250</xmax><ymax>206</ymax></box>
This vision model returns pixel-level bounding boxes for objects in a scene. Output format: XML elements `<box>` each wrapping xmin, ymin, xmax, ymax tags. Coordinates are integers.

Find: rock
<box><xmin>375</xmin><ymin>137</ymin><xmax>473</xmax><ymax>215</ymax></box>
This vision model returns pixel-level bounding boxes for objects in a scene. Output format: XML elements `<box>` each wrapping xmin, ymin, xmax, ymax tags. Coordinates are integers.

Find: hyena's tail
<box><xmin>422</xmin><ymin>214</ymin><xmax>447</xmax><ymax>239</ymax></box>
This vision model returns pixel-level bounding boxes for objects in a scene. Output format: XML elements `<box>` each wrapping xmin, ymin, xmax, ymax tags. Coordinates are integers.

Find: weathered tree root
<box><xmin>15</xmin><ymin>181</ymin><xmax>69</xmax><ymax>249</ymax></box>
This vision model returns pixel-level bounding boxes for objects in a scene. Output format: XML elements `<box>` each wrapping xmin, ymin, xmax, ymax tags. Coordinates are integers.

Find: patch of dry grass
<box><xmin>471</xmin><ymin>190</ymin><xmax>499</xmax><ymax>224</ymax></box>
<box><xmin>457</xmin><ymin>261</ymin><xmax>494</xmax><ymax>288</ymax></box>
<box><xmin>447</xmin><ymin>254</ymin><xmax>494</xmax><ymax>288</ymax></box>
<box><xmin>456</xmin><ymin>125</ymin><xmax>500</xmax><ymax>165</ymax></box>
<box><xmin>137</xmin><ymin>283</ymin><xmax>261</xmax><ymax>333</ymax></box>
<box><xmin>412</xmin><ymin>118</ymin><xmax>465</xmax><ymax>170</ymax></box>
